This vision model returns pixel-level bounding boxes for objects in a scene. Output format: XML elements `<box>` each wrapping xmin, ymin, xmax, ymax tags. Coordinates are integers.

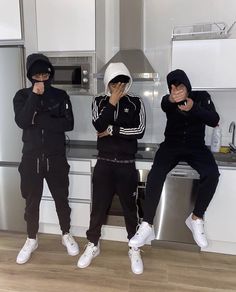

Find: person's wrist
<box><xmin>169</xmin><ymin>95</ymin><xmax>175</xmax><ymax>103</ymax></box>
<box><xmin>109</xmin><ymin>96</ymin><xmax>118</xmax><ymax>106</ymax></box>
<box><xmin>107</xmin><ymin>125</ymin><xmax>113</xmax><ymax>136</ymax></box>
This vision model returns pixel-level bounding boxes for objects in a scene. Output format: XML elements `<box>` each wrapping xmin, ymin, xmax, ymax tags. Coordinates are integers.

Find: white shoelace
<box><xmin>130</xmin><ymin>249</ymin><xmax>142</xmax><ymax>262</ymax></box>
<box><xmin>195</xmin><ymin>220</ymin><xmax>205</xmax><ymax>235</ymax></box>
<box><xmin>22</xmin><ymin>239</ymin><xmax>36</xmax><ymax>252</ymax></box>
<box><xmin>84</xmin><ymin>243</ymin><xmax>97</xmax><ymax>256</ymax></box>
<box><xmin>136</xmin><ymin>224</ymin><xmax>150</xmax><ymax>236</ymax></box>
<box><xmin>65</xmin><ymin>234</ymin><xmax>76</xmax><ymax>246</ymax></box>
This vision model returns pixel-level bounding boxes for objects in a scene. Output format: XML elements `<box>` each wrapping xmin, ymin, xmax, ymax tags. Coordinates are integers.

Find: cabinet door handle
<box><xmin>170</xmin><ymin>172</ymin><xmax>189</xmax><ymax>178</ymax></box>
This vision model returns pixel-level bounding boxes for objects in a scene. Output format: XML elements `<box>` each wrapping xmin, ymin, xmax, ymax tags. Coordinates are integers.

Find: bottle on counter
<box><xmin>211</xmin><ymin>124</ymin><xmax>222</xmax><ymax>153</ymax></box>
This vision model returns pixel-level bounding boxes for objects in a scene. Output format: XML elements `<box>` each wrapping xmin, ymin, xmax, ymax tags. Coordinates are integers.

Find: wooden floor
<box><xmin>1</xmin><ymin>231</ymin><xmax>236</xmax><ymax>292</ymax></box>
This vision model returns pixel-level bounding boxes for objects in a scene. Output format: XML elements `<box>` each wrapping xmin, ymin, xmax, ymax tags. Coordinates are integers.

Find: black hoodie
<box><xmin>161</xmin><ymin>69</ymin><xmax>219</xmax><ymax>146</ymax></box>
<box><xmin>13</xmin><ymin>53</ymin><xmax>74</xmax><ymax>157</ymax></box>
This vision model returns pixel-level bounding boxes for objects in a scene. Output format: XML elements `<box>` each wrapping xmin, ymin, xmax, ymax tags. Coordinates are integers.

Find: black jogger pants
<box><xmin>143</xmin><ymin>144</ymin><xmax>220</xmax><ymax>224</ymax></box>
<box><xmin>18</xmin><ymin>155</ymin><xmax>71</xmax><ymax>238</ymax></box>
<box><xmin>86</xmin><ymin>160</ymin><xmax>139</xmax><ymax>245</ymax></box>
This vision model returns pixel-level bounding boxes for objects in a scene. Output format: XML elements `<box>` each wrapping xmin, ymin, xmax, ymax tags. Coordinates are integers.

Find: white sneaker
<box><xmin>77</xmin><ymin>242</ymin><xmax>100</xmax><ymax>268</ymax></box>
<box><xmin>62</xmin><ymin>233</ymin><xmax>79</xmax><ymax>256</ymax></box>
<box><xmin>129</xmin><ymin>222</ymin><xmax>155</xmax><ymax>248</ymax></box>
<box><xmin>16</xmin><ymin>238</ymin><xmax>38</xmax><ymax>264</ymax></box>
<box><xmin>128</xmin><ymin>247</ymin><xmax>143</xmax><ymax>275</ymax></box>
<box><xmin>185</xmin><ymin>213</ymin><xmax>208</xmax><ymax>248</ymax></box>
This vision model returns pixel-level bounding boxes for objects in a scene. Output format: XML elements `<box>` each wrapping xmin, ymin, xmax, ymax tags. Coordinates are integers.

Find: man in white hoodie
<box><xmin>77</xmin><ymin>63</ymin><xmax>146</xmax><ymax>274</ymax></box>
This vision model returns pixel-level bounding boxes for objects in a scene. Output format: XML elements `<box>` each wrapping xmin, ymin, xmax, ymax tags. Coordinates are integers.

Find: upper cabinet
<box><xmin>0</xmin><ymin>0</ymin><xmax>22</xmax><ymax>40</ymax></box>
<box><xmin>172</xmin><ymin>39</ymin><xmax>236</xmax><ymax>89</ymax></box>
<box><xmin>36</xmin><ymin>0</ymin><xmax>95</xmax><ymax>52</ymax></box>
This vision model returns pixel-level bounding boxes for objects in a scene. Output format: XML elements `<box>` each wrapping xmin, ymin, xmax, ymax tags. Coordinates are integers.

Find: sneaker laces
<box><xmin>65</xmin><ymin>234</ymin><xmax>76</xmax><ymax>246</ymax></box>
<box><xmin>83</xmin><ymin>242</ymin><xmax>97</xmax><ymax>256</ymax></box>
<box><xmin>136</xmin><ymin>223</ymin><xmax>150</xmax><ymax>236</ymax></box>
<box><xmin>130</xmin><ymin>248</ymin><xmax>143</xmax><ymax>261</ymax></box>
<box><xmin>195</xmin><ymin>220</ymin><xmax>206</xmax><ymax>235</ymax></box>
<box><xmin>22</xmin><ymin>238</ymin><xmax>35</xmax><ymax>252</ymax></box>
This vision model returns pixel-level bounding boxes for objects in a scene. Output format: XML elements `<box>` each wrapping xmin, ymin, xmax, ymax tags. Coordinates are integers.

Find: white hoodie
<box><xmin>103</xmin><ymin>62</ymin><xmax>132</xmax><ymax>96</ymax></box>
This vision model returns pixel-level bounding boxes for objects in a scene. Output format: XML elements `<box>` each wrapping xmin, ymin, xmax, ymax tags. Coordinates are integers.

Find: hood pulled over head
<box><xmin>26</xmin><ymin>53</ymin><xmax>54</xmax><ymax>84</ymax></box>
<box><xmin>103</xmin><ymin>62</ymin><xmax>132</xmax><ymax>96</ymax></box>
<box><xmin>167</xmin><ymin>69</ymin><xmax>192</xmax><ymax>93</ymax></box>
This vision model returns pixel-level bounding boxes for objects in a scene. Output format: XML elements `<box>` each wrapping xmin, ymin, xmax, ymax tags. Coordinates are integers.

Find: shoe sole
<box><xmin>16</xmin><ymin>243</ymin><xmax>38</xmax><ymax>265</ymax></box>
<box><xmin>132</xmin><ymin>269</ymin><xmax>143</xmax><ymax>275</ymax></box>
<box><xmin>185</xmin><ymin>217</ymin><xmax>208</xmax><ymax>248</ymax></box>
<box><xmin>77</xmin><ymin>249</ymin><xmax>100</xmax><ymax>269</ymax></box>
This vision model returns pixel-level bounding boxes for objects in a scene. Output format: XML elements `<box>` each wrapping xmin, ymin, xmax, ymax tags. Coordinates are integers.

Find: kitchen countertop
<box><xmin>67</xmin><ymin>141</ymin><xmax>236</xmax><ymax>168</ymax></box>
<box><xmin>66</xmin><ymin>141</ymin><xmax>158</xmax><ymax>162</ymax></box>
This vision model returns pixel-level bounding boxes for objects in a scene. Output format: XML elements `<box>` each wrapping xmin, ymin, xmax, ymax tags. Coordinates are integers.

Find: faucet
<box><xmin>229</xmin><ymin>121</ymin><xmax>236</xmax><ymax>152</ymax></box>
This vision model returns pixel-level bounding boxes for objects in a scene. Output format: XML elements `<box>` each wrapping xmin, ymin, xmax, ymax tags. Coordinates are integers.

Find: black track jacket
<box><xmin>92</xmin><ymin>94</ymin><xmax>146</xmax><ymax>160</ymax></box>
<box><xmin>13</xmin><ymin>54</ymin><xmax>74</xmax><ymax>157</ymax></box>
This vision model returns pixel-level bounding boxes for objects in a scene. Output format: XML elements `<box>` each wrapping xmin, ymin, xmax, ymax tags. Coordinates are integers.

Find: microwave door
<box><xmin>72</xmin><ymin>68</ymin><xmax>81</xmax><ymax>85</ymax></box>
<box><xmin>53</xmin><ymin>66</ymin><xmax>81</xmax><ymax>85</ymax></box>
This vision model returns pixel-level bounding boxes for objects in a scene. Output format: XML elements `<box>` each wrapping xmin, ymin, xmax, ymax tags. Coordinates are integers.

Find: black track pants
<box><xmin>86</xmin><ymin>160</ymin><xmax>139</xmax><ymax>245</ymax></box>
<box><xmin>18</xmin><ymin>155</ymin><xmax>71</xmax><ymax>238</ymax></box>
<box><xmin>143</xmin><ymin>144</ymin><xmax>220</xmax><ymax>224</ymax></box>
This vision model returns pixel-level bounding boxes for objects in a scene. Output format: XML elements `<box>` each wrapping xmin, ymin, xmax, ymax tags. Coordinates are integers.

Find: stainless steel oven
<box><xmin>43</xmin><ymin>52</ymin><xmax>95</xmax><ymax>95</ymax></box>
<box><xmin>106</xmin><ymin>164</ymin><xmax>200</xmax><ymax>250</ymax></box>
<box><xmin>152</xmin><ymin>165</ymin><xmax>200</xmax><ymax>250</ymax></box>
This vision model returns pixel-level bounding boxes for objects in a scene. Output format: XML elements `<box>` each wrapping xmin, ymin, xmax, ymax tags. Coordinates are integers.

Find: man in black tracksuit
<box><xmin>129</xmin><ymin>69</ymin><xmax>220</xmax><ymax>249</ymax></box>
<box><xmin>13</xmin><ymin>53</ymin><xmax>78</xmax><ymax>264</ymax></box>
<box><xmin>77</xmin><ymin>62</ymin><xmax>146</xmax><ymax>274</ymax></box>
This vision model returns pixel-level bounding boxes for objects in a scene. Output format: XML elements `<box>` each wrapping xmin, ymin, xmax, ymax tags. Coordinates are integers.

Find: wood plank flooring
<box><xmin>0</xmin><ymin>231</ymin><xmax>236</xmax><ymax>292</ymax></box>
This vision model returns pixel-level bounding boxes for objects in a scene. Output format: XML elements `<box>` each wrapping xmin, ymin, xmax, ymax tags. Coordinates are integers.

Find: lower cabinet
<box><xmin>203</xmin><ymin>167</ymin><xmax>236</xmax><ymax>254</ymax></box>
<box><xmin>39</xmin><ymin>199</ymin><xmax>90</xmax><ymax>228</ymax></box>
<box><xmin>39</xmin><ymin>159</ymin><xmax>92</xmax><ymax>236</ymax></box>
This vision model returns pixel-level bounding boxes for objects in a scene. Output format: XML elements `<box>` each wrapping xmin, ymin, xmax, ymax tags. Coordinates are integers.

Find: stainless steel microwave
<box><xmin>43</xmin><ymin>52</ymin><xmax>95</xmax><ymax>95</ymax></box>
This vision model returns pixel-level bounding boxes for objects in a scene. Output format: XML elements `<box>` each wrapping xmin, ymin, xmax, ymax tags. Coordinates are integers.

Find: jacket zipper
<box><xmin>37</xmin><ymin>158</ymin><xmax>39</xmax><ymax>174</ymax></box>
<box><xmin>114</xmin><ymin>102</ymin><xmax>119</xmax><ymax>121</ymax></box>
<box><xmin>42</xmin><ymin>129</ymin><xmax>44</xmax><ymax>144</ymax></box>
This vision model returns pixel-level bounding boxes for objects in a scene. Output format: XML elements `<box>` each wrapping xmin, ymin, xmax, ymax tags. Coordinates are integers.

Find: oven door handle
<box><xmin>169</xmin><ymin>171</ymin><xmax>190</xmax><ymax>178</ymax></box>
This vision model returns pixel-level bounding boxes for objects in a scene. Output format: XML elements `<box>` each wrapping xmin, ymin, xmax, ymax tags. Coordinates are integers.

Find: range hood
<box><xmin>95</xmin><ymin>0</ymin><xmax>158</xmax><ymax>81</ymax></box>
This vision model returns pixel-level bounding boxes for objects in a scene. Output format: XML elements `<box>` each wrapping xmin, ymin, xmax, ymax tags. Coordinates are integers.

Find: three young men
<box><xmin>14</xmin><ymin>55</ymin><xmax>219</xmax><ymax>273</ymax></box>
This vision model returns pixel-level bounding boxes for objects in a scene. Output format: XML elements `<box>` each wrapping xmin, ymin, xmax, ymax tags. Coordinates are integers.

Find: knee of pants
<box><xmin>201</xmin><ymin>170</ymin><xmax>220</xmax><ymax>183</ymax></box>
<box><xmin>147</xmin><ymin>169</ymin><xmax>167</xmax><ymax>185</ymax></box>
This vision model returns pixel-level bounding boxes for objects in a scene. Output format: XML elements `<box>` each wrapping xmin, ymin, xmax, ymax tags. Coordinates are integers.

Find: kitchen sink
<box><xmin>213</xmin><ymin>152</ymin><xmax>236</xmax><ymax>164</ymax></box>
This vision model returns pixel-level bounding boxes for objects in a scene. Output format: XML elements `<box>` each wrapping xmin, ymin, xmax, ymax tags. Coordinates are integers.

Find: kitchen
<box><xmin>1</xmin><ymin>0</ymin><xmax>236</xmax><ymax>291</ymax></box>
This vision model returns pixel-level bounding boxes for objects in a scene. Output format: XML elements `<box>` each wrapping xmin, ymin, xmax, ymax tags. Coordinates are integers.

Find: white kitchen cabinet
<box><xmin>40</xmin><ymin>159</ymin><xmax>92</xmax><ymax>235</ymax></box>
<box><xmin>0</xmin><ymin>0</ymin><xmax>22</xmax><ymax>40</ymax></box>
<box><xmin>204</xmin><ymin>167</ymin><xmax>236</xmax><ymax>253</ymax></box>
<box><xmin>43</xmin><ymin>174</ymin><xmax>91</xmax><ymax>201</ymax></box>
<box><xmin>36</xmin><ymin>0</ymin><xmax>95</xmax><ymax>52</ymax></box>
<box><xmin>69</xmin><ymin>159</ymin><xmax>91</xmax><ymax>173</ymax></box>
<box><xmin>172</xmin><ymin>39</ymin><xmax>236</xmax><ymax>89</ymax></box>
<box><xmin>40</xmin><ymin>199</ymin><xmax>90</xmax><ymax>227</ymax></box>
<box><xmin>43</xmin><ymin>160</ymin><xmax>92</xmax><ymax>201</ymax></box>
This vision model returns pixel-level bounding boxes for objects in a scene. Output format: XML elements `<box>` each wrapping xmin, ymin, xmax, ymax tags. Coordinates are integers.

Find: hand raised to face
<box><xmin>32</xmin><ymin>82</ymin><xmax>44</xmax><ymax>95</ymax></box>
<box><xmin>109</xmin><ymin>82</ymin><xmax>127</xmax><ymax>106</ymax></box>
<box><xmin>169</xmin><ymin>84</ymin><xmax>188</xmax><ymax>104</ymax></box>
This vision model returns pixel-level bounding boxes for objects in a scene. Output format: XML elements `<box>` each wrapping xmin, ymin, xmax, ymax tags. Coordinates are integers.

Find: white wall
<box><xmin>143</xmin><ymin>0</ymin><xmax>236</xmax><ymax>145</ymax></box>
